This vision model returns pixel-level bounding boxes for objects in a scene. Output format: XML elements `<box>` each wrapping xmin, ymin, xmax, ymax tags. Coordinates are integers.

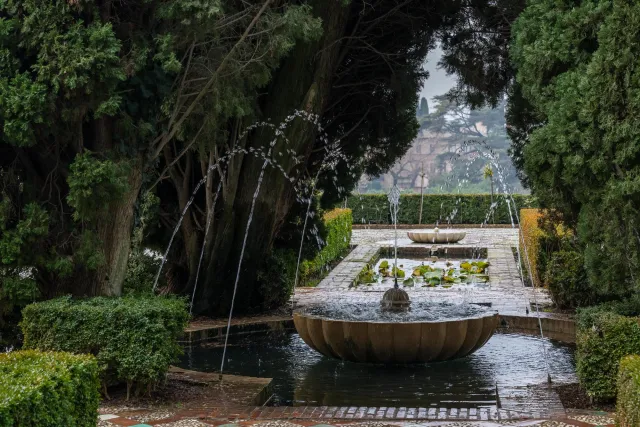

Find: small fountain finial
<box><xmin>381</xmin><ymin>287</ymin><xmax>411</xmax><ymax>312</ymax></box>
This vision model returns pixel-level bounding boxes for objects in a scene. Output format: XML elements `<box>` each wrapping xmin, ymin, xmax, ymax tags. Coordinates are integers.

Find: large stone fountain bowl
<box><xmin>293</xmin><ymin>311</ymin><xmax>499</xmax><ymax>364</ymax></box>
<box><xmin>407</xmin><ymin>229</ymin><xmax>466</xmax><ymax>244</ymax></box>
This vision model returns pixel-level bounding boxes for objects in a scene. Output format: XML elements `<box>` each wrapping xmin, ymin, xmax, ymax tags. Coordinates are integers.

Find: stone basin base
<box><xmin>407</xmin><ymin>230</ymin><xmax>466</xmax><ymax>244</ymax></box>
<box><xmin>293</xmin><ymin>312</ymin><xmax>499</xmax><ymax>364</ymax></box>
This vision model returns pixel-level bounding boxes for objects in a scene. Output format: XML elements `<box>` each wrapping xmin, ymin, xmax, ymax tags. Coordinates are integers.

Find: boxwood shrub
<box><xmin>618</xmin><ymin>355</ymin><xmax>640</xmax><ymax>427</ymax></box>
<box><xmin>20</xmin><ymin>296</ymin><xmax>189</xmax><ymax>396</ymax></box>
<box><xmin>576</xmin><ymin>310</ymin><xmax>640</xmax><ymax>401</ymax></box>
<box><xmin>299</xmin><ymin>208</ymin><xmax>352</xmax><ymax>286</ymax></box>
<box><xmin>345</xmin><ymin>193</ymin><xmax>536</xmax><ymax>225</ymax></box>
<box><xmin>0</xmin><ymin>350</ymin><xmax>100</xmax><ymax>427</ymax></box>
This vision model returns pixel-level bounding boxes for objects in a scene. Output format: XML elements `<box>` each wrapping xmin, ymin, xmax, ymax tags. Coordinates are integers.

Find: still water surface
<box><xmin>179</xmin><ymin>331</ymin><xmax>576</xmax><ymax>408</ymax></box>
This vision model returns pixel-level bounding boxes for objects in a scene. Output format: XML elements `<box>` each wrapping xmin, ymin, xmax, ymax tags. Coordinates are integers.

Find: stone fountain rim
<box><xmin>406</xmin><ymin>229</ymin><xmax>468</xmax><ymax>234</ymax></box>
<box><xmin>293</xmin><ymin>309</ymin><xmax>499</xmax><ymax>325</ymax></box>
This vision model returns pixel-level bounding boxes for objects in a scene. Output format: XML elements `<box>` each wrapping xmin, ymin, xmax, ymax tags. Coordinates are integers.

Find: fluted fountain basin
<box><xmin>293</xmin><ymin>302</ymin><xmax>499</xmax><ymax>364</ymax></box>
<box><xmin>407</xmin><ymin>229</ymin><xmax>466</xmax><ymax>244</ymax></box>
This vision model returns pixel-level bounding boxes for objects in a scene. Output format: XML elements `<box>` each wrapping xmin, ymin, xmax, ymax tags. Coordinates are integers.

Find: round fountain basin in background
<box><xmin>293</xmin><ymin>310</ymin><xmax>499</xmax><ymax>364</ymax></box>
<box><xmin>407</xmin><ymin>230</ymin><xmax>466</xmax><ymax>244</ymax></box>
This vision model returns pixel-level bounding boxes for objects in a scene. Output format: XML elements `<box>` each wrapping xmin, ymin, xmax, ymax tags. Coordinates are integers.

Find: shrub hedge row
<box><xmin>617</xmin><ymin>355</ymin><xmax>640</xmax><ymax>427</ymax></box>
<box><xmin>344</xmin><ymin>194</ymin><xmax>536</xmax><ymax>225</ymax></box>
<box><xmin>0</xmin><ymin>350</ymin><xmax>100</xmax><ymax>427</ymax></box>
<box><xmin>21</xmin><ymin>296</ymin><xmax>189</xmax><ymax>397</ymax></box>
<box><xmin>576</xmin><ymin>309</ymin><xmax>640</xmax><ymax>401</ymax></box>
<box><xmin>519</xmin><ymin>208</ymin><xmax>543</xmax><ymax>288</ymax></box>
<box><xmin>299</xmin><ymin>208</ymin><xmax>352</xmax><ymax>286</ymax></box>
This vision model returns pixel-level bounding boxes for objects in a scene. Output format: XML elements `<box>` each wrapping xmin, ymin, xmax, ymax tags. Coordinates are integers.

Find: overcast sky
<box><xmin>419</xmin><ymin>46</ymin><xmax>457</xmax><ymax>109</ymax></box>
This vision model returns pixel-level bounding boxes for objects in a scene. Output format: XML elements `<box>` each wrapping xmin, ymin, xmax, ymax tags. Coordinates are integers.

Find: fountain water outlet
<box><xmin>380</xmin><ymin>286</ymin><xmax>411</xmax><ymax>312</ymax></box>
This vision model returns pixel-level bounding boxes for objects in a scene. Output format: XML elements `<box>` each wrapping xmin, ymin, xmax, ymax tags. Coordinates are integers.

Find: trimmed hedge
<box><xmin>0</xmin><ymin>350</ymin><xmax>100</xmax><ymax>427</ymax></box>
<box><xmin>544</xmin><ymin>250</ymin><xmax>588</xmax><ymax>308</ymax></box>
<box><xmin>299</xmin><ymin>208</ymin><xmax>352</xmax><ymax>287</ymax></box>
<box><xmin>21</xmin><ymin>296</ymin><xmax>189</xmax><ymax>396</ymax></box>
<box><xmin>519</xmin><ymin>208</ymin><xmax>543</xmax><ymax>287</ymax></box>
<box><xmin>345</xmin><ymin>194</ymin><xmax>536</xmax><ymax>225</ymax></box>
<box><xmin>576</xmin><ymin>310</ymin><xmax>640</xmax><ymax>401</ymax></box>
<box><xmin>618</xmin><ymin>355</ymin><xmax>640</xmax><ymax>427</ymax></box>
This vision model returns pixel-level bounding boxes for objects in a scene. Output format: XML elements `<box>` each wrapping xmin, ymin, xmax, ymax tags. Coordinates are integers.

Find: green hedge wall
<box><xmin>344</xmin><ymin>194</ymin><xmax>537</xmax><ymax>224</ymax></box>
<box><xmin>299</xmin><ymin>208</ymin><xmax>352</xmax><ymax>286</ymax></box>
<box><xmin>618</xmin><ymin>355</ymin><xmax>640</xmax><ymax>427</ymax></box>
<box><xmin>0</xmin><ymin>350</ymin><xmax>100</xmax><ymax>427</ymax></box>
<box><xmin>21</xmin><ymin>296</ymin><xmax>189</xmax><ymax>396</ymax></box>
<box><xmin>576</xmin><ymin>310</ymin><xmax>640</xmax><ymax>401</ymax></box>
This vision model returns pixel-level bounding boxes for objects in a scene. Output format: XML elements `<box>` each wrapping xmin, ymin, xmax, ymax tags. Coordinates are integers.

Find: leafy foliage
<box><xmin>0</xmin><ymin>0</ymin><xmax>322</xmax><ymax>301</ymax></box>
<box><xmin>544</xmin><ymin>250</ymin><xmax>590</xmax><ymax>309</ymax></box>
<box><xmin>417</xmin><ymin>97</ymin><xmax>523</xmax><ymax>194</ymax></box>
<box><xmin>617</xmin><ymin>355</ymin><xmax>640</xmax><ymax>427</ymax></box>
<box><xmin>255</xmin><ymin>248</ymin><xmax>297</xmax><ymax>312</ymax></box>
<box><xmin>20</xmin><ymin>296</ymin><xmax>188</xmax><ymax>394</ymax></box>
<box><xmin>67</xmin><ymin>152</ymin><xmax>130</xmax><ymax>222</ymax></box>
<box><xmin>511</xmin><ymin>0</ymin><xmax>640</xmax><ymax>302</ymax></box>
<box><xmin>0</xmin><ymin>350</ymin><xmax>100</xmax><ymax>427</ymax></box>
<box><xmin>576</xmin><ymin>310</ymin><xmax>640</xmax><ymax>401</ymax></box>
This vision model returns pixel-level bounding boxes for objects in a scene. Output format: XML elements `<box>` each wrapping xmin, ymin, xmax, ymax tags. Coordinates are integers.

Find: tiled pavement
<box><xmin>97</xmin><ymin>408</ymin><xmax>616</xmax><ymax>427</ymax></box>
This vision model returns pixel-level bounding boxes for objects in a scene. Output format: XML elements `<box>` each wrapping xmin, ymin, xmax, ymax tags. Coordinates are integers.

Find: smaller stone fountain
<box><xmin>407</xmin><ymin>227</ymin><xmax>466</xmax><ymax>244</ymax></box>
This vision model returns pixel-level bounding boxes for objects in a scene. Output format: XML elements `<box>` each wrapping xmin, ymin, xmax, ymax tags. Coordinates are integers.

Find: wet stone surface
<box><xmin>299</xmin><ymin>301</ymin><xmax>492</xmax><ymax>322</ymax></box>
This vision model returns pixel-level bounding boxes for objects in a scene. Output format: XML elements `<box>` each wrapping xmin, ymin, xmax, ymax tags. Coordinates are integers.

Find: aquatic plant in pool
<box><xmin>359</xmin><ymin>258</ymin><xmax>490</xmax><ymax>288</ymax></box>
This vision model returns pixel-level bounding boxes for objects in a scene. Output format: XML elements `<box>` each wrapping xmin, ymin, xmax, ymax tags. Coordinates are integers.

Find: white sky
<box><xmin>419</xmin><ymin>46</ymin><xmax>457</xmax><ymax>109</ymax></box>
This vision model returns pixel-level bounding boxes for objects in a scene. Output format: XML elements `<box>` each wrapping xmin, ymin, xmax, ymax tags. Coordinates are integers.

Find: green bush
<box><xmin>345</xmin><ymin>194</ymin><xmax>537</xmax><ymax>224</ymax></box>
<box><xmin>576</xmin><ymin>311</ymin><xmax>640</xmax><ymax>401</ymax></box>
<box><xmin>544</xmin><ymin>250</ymin><xmax>592</xmax><ymax>309</ymax></box>
<box><xmin>299</xmin><ymin>208</ymin><xmax>352</xmax><ymax>286</ymax></box>
<box><xmin>20</xmin><ymin>296</ymin><xmax>189</xmax><ymax>397</ymax></box>
<box><xmin>617</xmin><ymin>355</ymin><xmax>640</xmax><ymax>427</ymax></box>
<box><xmin>256</xmin><ymin>248</ymin><xmax>297</xmax><ymax>310</ymax></box>
<box><xmin>0</xmin><ymin>350</ymin><xmax>100</xmax><ymax>427</ymax></box>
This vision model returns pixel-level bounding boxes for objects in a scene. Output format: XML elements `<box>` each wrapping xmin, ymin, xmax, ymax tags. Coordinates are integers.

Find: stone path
<box><xmin>294</xmin><ymin>228</ymin><xmax>551</xmax><ymax>316</ymax></box>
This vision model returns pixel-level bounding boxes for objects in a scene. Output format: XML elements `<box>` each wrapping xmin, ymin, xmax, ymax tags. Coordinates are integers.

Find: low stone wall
<box><xmin>182</xmin><ymin>317</ymin><xmax>294</xmax><ymax>344</ymax></box>
<box><xmin>499</xmin><ymin>314</ymin><xmax>576</xmax><ymax>344</ymax></box>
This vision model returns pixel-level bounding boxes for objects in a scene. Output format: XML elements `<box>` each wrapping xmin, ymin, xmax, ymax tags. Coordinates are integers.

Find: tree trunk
<box><xmin>90</xmin><ymin>160</ymin><xmax>144</xmax><ymax>296</ymax></box>
<box><xmin>192</xmin><ymin>0</ymin><xmax>351</xmax><ymax>316</ymax></box>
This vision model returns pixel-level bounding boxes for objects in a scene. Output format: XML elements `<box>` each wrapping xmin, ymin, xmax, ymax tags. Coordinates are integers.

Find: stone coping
<box><xmin>182</xmin><ymin>313</ymin><xmax>576</xmax><ymax>344</ymax></box>
<box><xmin>168</xmin><ymin>366</ymin><xmax>273</xmax><ymax>406</ymax></box>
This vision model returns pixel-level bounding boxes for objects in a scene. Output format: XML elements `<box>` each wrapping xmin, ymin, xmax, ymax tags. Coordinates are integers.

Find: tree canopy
<box><xmin>511</xmin><ymin>0</ymin><xmax>640</xmax><ymax>299</ymax></box>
